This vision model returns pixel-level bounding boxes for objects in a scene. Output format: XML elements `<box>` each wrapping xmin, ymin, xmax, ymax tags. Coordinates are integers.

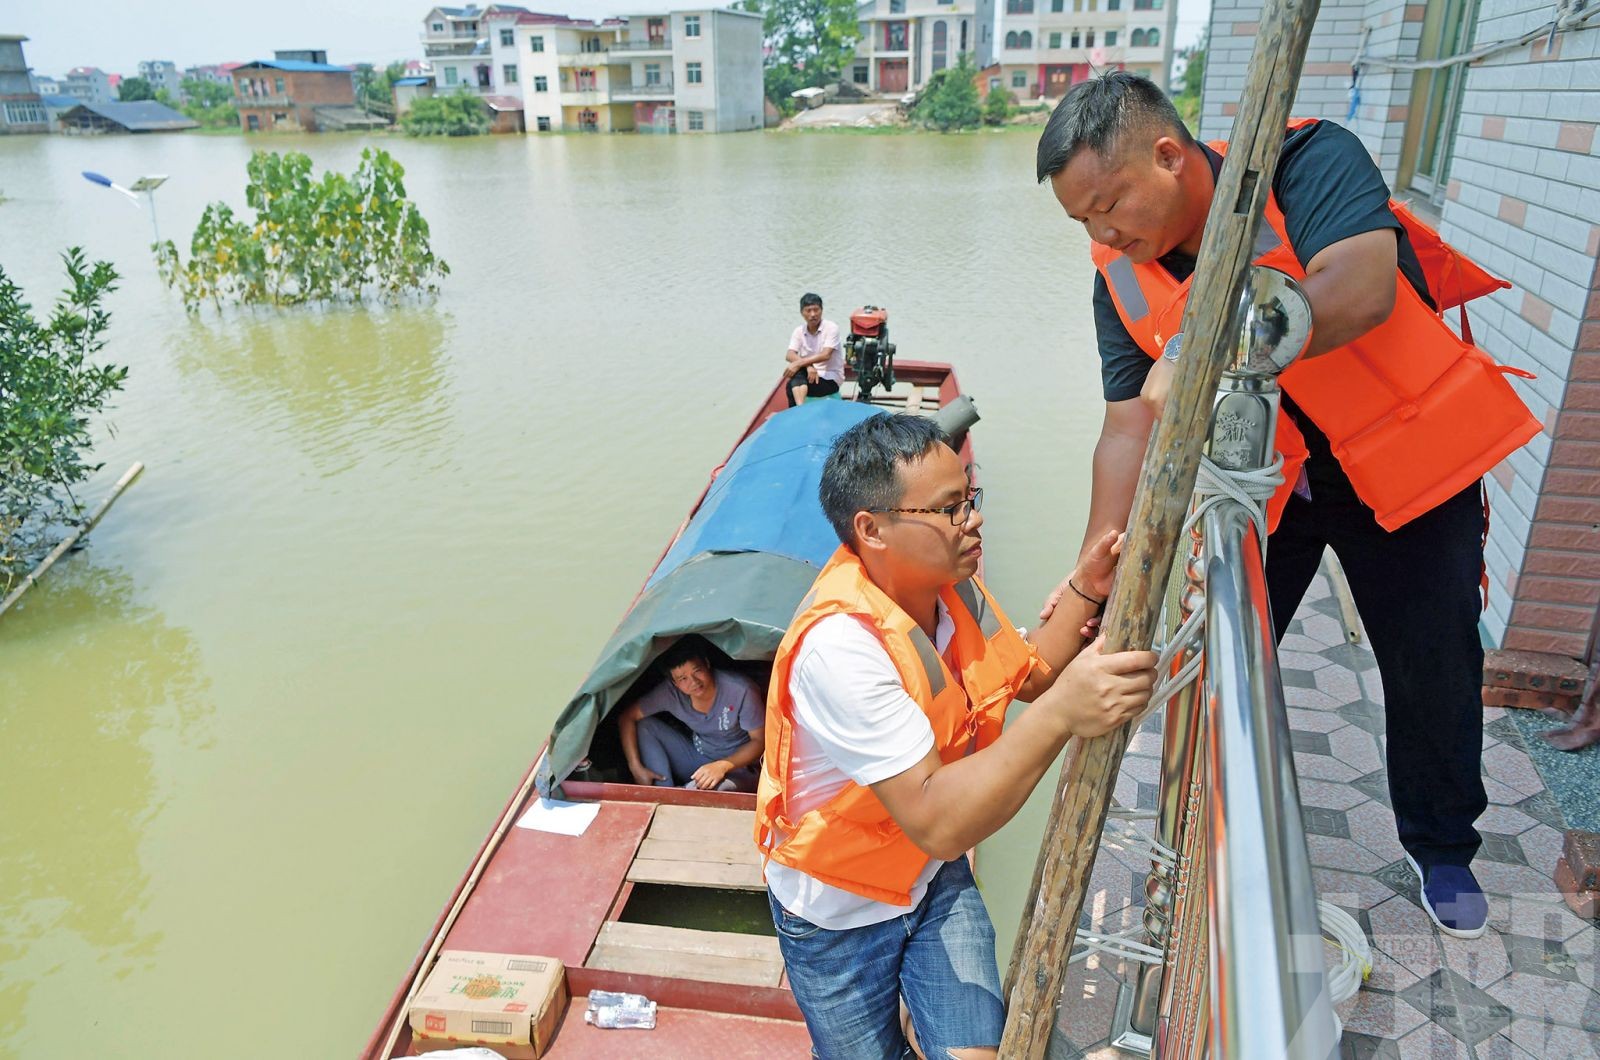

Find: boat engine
<box><xmin>845</xmin><ymin>306</ymin><xmax>896</xmax><ymax>402</ymax></box>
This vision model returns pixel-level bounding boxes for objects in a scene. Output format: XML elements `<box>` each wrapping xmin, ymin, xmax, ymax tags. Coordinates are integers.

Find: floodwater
<box><xmin>0</xmin><ymin>127</ymin><xmax>1106</xmax><ymax>1057</ymax></box>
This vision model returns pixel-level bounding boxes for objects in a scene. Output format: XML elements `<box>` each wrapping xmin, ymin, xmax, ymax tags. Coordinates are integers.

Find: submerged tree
<box><xmin>401</xmin><ymin>92</ymin><xmax>490</xmax><ymax>136</ymax></box>
<box><xmin>739</xmin><ymin>0</ymin><xmax>861</xmax><ymax>113</ymax></box>
<box><xmin>0</xmin><ymin>251</ymin><xmax>128</xmax><ymax>589</ymax></box>
<box><xmin>913</xmin><ymin>56</ymin><xmax>982</xmax><ymax>132</ymax></box>
<box><xmin>155</xmin><ymin>148</ymin><xmax>449</xmax><ymax>309</ymax></box>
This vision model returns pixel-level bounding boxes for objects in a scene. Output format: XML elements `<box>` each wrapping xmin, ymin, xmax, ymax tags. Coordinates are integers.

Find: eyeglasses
<box><xmin>869</xmin><ymin>487</ymin><xmax>983</xmax><ymax>526</ymax></box>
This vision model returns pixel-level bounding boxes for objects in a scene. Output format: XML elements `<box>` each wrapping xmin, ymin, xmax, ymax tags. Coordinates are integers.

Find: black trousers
<box><xmin>1266</xmin><ymin>459</ymin><xmax>1487</xmax><ymax>869</ymax></box>
<box><xmin>786</xmin><ymin>373</ymin><xmax>840</xmax><ymax>407</ymax></box>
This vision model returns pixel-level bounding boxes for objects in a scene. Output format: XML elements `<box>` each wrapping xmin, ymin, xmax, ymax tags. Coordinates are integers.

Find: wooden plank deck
<box><xmin>624</xmin><ymin>804</ymin><xmax>765</xmax><ymax>892</ymax></box>
<box><xmin>587</xmin><ymin>921</ymin><xmax>784</xmax><ymax>988</ymax></box>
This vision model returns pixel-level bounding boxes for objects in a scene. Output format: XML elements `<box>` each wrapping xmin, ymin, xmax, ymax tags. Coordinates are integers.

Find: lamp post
<box><xmin>81</xmin><ymin>171</ymin><xmax>168</xmax><ymax>244</ymax></box>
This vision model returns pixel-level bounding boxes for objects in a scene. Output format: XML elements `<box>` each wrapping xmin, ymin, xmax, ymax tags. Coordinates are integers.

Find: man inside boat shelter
<box><xmin>1038</xmin><ymin>72</ymin><xmax>1540</xmax><ymax>940</ymax></box>
<box><xmin>754</xmin><ymin>413</ymin><xmax>1158</xmax><ymax>1059</ymax></box>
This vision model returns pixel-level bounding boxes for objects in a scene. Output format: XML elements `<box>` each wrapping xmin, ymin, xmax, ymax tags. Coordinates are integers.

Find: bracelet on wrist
<box><xmin>1068</xmin><ymin>577</ymin><xmax>1107</xmax><ymax>610</ymax></box>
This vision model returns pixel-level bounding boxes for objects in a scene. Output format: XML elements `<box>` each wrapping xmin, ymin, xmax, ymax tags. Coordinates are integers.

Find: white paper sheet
<box><xmin>514</xmin><ymin>797</ymin><xmax>600</xmax><ymax>836</ymax></box>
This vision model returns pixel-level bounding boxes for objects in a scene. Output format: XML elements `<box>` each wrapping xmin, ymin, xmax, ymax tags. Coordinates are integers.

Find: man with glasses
<box><xmin>754</xmin><ymin>413</ymin><xmax>1156</xmax><ymax>1059</ymax></box>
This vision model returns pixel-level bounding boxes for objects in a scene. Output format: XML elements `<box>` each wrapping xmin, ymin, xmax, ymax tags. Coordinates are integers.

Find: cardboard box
<box><xmin>409</xmin><ymin>950</ymin><xmax>567</xmax><ymax>1059</ymax></box>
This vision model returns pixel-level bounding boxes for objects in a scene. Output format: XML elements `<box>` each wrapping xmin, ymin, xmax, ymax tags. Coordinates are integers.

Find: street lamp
<box><xmin>81</xmin><ymin>171</ymin><xmax>168</xmax><ymax>244</ymax></box>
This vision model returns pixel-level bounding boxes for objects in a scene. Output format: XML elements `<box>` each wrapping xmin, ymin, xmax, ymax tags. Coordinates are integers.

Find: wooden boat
<box><xmin>362</xmin><ymin>363</ymin><xmax>976</xmax><ymax>1059</ymax></box>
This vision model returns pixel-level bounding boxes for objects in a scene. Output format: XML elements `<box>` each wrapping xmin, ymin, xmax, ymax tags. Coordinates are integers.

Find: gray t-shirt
<box><xmin>637</xmin><ymin>668</ymin><xmax>765</xmax><ymax>760</ymax></box>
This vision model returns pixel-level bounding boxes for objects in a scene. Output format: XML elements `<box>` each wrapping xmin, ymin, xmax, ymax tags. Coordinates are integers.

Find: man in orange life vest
<box><xmin>1037</xmin><ymin>72</ymin><xmax>1540</xmax><ymax>939</ymax></box>
<box><xmin>754</xmin><ymin>413</ymin><xmax>1157</xmax><ymax>1059</ymax></box>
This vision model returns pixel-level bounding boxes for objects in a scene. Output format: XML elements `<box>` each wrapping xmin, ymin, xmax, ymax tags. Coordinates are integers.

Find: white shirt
<box><xmin>764</xmin><ymin>602</ymin><xmax>956</xmax><ymax>930</ymax></box>
<box><xmin>788</xmin><ymin>320</ymin><xmax>844</xmax><ymax>382</ymax></box>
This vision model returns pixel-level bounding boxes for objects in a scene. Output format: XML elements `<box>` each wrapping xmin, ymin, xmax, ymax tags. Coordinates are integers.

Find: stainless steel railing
<box><xmin>1103</xmin><ymin>266</ymin><xmax>1342</xmax><ymax>1059</ymax></box>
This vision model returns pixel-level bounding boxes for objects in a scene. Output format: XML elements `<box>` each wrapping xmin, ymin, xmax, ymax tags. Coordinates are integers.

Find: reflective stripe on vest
<box><xmin>1089</xmin><ymin>117</ymin><xmax>1540</xmax><ymax>533</ymax></box>
<box><xmin>753</xmin><ymin>544</ymin><xmax>1044</xmax><ymax>906</ymax></box>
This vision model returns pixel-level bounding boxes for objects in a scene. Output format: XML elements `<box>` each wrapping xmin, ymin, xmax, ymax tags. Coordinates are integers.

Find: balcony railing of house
<box><xmin>562</xmin><ymin>88</ymin><xmax>610</xmax><ymax>102</ymax></box>
<box><xmin>612</xmin><ymin>37</ymin><xmax>673</xmax><ymax>50</ymax></box>
<box><xmin>615</xmin><ymin>81</ymin><xmax>674</xmax><ymax>96</ymax></box>
<box><xmin>236</xmin><ymin>94</ymin><xmax>293</xmax><ymax>108</ymax></box>
<box><xmin>559</xmin><ymin>51</ymin><xmax>619</xmax><ymax>66</ymax></box>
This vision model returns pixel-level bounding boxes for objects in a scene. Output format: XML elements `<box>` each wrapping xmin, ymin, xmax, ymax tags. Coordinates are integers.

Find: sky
<box><xmin>14</xmin><ymin>0</ymin><xmax>1211</xmax><ymax>78</ymax></box>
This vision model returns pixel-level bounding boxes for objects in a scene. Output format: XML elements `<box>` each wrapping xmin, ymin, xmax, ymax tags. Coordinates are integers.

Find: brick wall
<box><xmin>1438</xmin><ymin>1</ymin><xmax>1600</xmax><ymax>655</ymax></box>
<box><xmin>1200</xmin><ymin>0</ymin><xmax>1600</xmax><ymax>655</ymax></box>
<box><xmin>1200</xmin><ymin>0</ymin><xmax>1422</xmax><ymax>184</ymax></box>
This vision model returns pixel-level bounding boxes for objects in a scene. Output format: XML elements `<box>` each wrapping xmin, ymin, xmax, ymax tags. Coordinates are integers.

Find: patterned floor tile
<box><xmin>1316</xmin><ymin>866</ymin><xmax>1403</xmax><ymax>911</ymax></box>
<box><xmin>1330</xmin><ymin>725</ymin><xmax>1386</xmax><ymax>775</ymax></box>
<box><xmin>1486</xmin><ymin>973</ymin><xmax>1600</xmax><ymax>1032</ymax></box>
<box><xmin>1398</xmin><ymin>968</ymin><xmax>1513</xmax><ymax>1045</ymax></box>
<box><xmin>1305</xmin><ymin>805</ymin><xmax>1355</xmax><ymax>839</ymax></box>
<box><xmin>1371</xmin><ymin>896</ymin><xmax>1449</xmax><ymax>979</ymax></box>
<box><xmin>1320</xmin><ymin>641</ymin><xmax>1382</xmax><ymax>674</ymax></box>
<box><xmin>1282</xmin><ymin>648</ymin><xmax>1335</xmax><ymax>672</ymax></box>
<box><xmin>1498</xmin><ymin>1016</ymin><xmax>1600</xmax><ymax>1057</ymax></box>
<box><xmin>1472</xmin><ymin>860</ymin><xmax>1567</xmax><ymax>901</ymax></box>
<box><xmin>1287</xmin><ymin>684</ymin><xmax>1346</xmax><ymax>711</ymax></box>
<box><xmin>1481</xmin><ymin>744</ymin><xmax>1546</xmax><ymax>798</ymax></box>
<box><xmin>1476</xmin><ymin>831</ymin><xmax>1530</xmax><ymax>868</ymax></box>
<box><xmin>1299</xmin><ymin>751</ymin><xmax>1365</xmax><ymax>783</ymax></box>
<box><xmin>1126</xmin><ymin>730</ymin><xmax>1163</xmax><ymax>756</ymax></box>
<box><xmin>1347</xmin><ymin>801</ymin><xmax>1409</xmax><ymax>864</ymax></box>
<box><xmin>1437</xmin><ymin>930</ymin><xmax>1512</xmax><ymax>988</ymax></box>
<box><xmin>1340</xmin><ymin>700</ymin><xmax>1389</xmax><ymax>737</ymax></box>
<box><xmin>1340</xmin><ymin>989</ymin><xmax>1430</xmax><ymax>1039</ymax></box>
<box><xmin>1484</xmin><ymin>892</ymin><xmax>1595</xmax><ymax>944</ymax></box>
<box><xmin>1396</xmin><ymin>1021</ymin><xmax>1472</xmax><ymax>1058</ymax></box>
<box><xmin>1473</xmin><ymin>1031</ymin><xmax>1541</xmax><ymax>1059</ymax></box>
<box><xmin>1281</xmin><ymin>631</ymin><xmax>1328</xmax><ymax>655</ymax></box>
<box><xmin>1051</xmin><ymin>959</ymin><xmax>1125</xmax><ymax>1051</ymax></box>
<box><xmin>1482</xmin><ymin>714</ymin><xmax>1525</xmax><ymax>744</ymax></box>
<box><xmin>1315</xmin><ymin>663</ymin><xmax>1368</xmax><ymax>705</ymax></box>
<box><xmin>1309</xmin><ymin>834</ymin><xmax>1393</xmax><ymax>874</ymax></box>
<box><xmin>1482</xmin><ymin>776</ymin><xmax>1533</xmax><ymax>806</ymax></box>
<box><xmin>1362</xmin><ymin>946</ymin><xmax>1426</xmax><ymax>994</ymax></box>
<box><xmin>1118</xmin><ymin>753</ymin><xmax>1160</xmax><ymax>784</ymax></box>
<box><xmin>1341</xmin><ymin>1031</ymin><xmax>1405</xmax><ymax>1059</ymax></box>
<box><xmin>1500</xmin><ymin>932</ymin><xmax>1583</xmax><ymax>982</ymax></box>
<box><xmin>1513</xmin><ymin>823</ymin><xmax>1565</xmax><ymax>873</ymax></box>
<box><xmin>1474</xmin><ymin>804</ymin><xmax>1539</xmax><ymax>837</ymax></box>
<box><xmin>1295</xmin><ymin>728</ymin><xmax>1337</xmax><ymax>756</ymax></box>
<box><xmin>1353</xmin><ymin>769</ymin><xmax>1395</xmax><ymax>808</ymax></box>
<box><xmin>1512</xmin><ymin>789</ymin><xmax>1568</xmax><ymax>831</ymax></box>
<box><xmin>1283</xmin><ymin>666</ymin><xmax>1327</xmax><ymax>691</ymax></box>
<box><xmin>1290</xmin><ymin>706</ymin><xmax>1352</xmax><ymax>733</ymax></box>
<box><xmin>1300</xmin><ymin>611</ymin><xmax>1348</xmax><ymax>648</ymax></box>
<box><xmin>1301</xmin><ymin>778</ymin><xmax>1374</xmax><ymax>812</ymax></box>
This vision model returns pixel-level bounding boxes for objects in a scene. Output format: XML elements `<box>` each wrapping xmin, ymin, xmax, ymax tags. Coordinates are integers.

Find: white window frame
<box><xmin>530</xmin><ymin>36</ymin><xmax>545</xmax><ymax>52</ymax></box>
<box><xmin>687</xmin><ymin>109</ymin><xmax>704</xmax><ymax>130</ymax></box>
<box><xmin>503</xmin><ymin>63</ymin><xmax>518</xmax><ymax>83</ymax></box>
<box><xmin>534</xmin><ymin>75</ymin><xmax>548</xmax><ymax>92</ymax></box>
<box><xmin>686</xmin><ymin>62</ymin><xmax>703</xmax><ymax>84</ymax></box>
<box><xmin>500</xmin><ymin>28</ymin><xmax>515</xmax><ymax>46</ymax></box>
<box><xmin>684</xmin><ymin>15</ymin><xmax>701</xmax><ymax>37</ymax></box>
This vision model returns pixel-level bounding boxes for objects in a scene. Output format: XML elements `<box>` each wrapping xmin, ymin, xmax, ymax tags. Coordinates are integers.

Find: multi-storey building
<box><xmin>138</xmin><ymin>60</ymin><xmax>183</xmax><ymax>100</ymax></box>
<box><xmin>850</xmin><ymin>0</ymin><xmax>996</xmax><ymax>96</ymax></box>
<box><xmin>991</xmin><ymin>0</ymin><xmax>1175</xmax><ymax>99</ymax></box>
<box><xmin>421</xmin><ymin>4</ymin><xmax>533</xmax><ymax>95</ymax></box>
<box><xmin>232</xmin><ymin>57</ymin><xmax>357</xmax><ymax>132</ymax></box>
<box><xmin>0</xmin><ymin>35</ymin><xmax>49</xmax><ymax>134</ymax></box>
<box><xmin>63</xmin><ymin>66</ymin><xmax>114</xmax><ymax>104</ymax></box>
<box><xmin>184</xmin><ymin>62</ymin><xmax>244</xmax><ymax>87</ymax></box>
<box><xmin>420</xmin><ymin>5</ymin><xmax>762</xmax><ymax>133</ymax></box>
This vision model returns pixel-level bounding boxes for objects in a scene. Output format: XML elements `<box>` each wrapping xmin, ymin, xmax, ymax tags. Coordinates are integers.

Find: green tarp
<box><xmin>538</xmin><ymin>549</ymin><xmax>822</xmax><ymax>796</ymax></box>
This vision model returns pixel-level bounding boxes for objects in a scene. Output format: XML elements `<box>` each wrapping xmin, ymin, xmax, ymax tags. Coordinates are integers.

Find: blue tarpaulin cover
<box><xmin>647</xmin><ymin>400</ymin><xmax>881</xmax><ymax>587</ymax></box>
<box><xmin>540</xmin><ymin>400</ymin><xmax>883</xmax><ymax>793</ymax></box>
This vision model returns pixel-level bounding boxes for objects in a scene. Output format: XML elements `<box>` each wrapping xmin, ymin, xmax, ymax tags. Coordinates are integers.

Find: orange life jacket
<box><xmin>753</xmin><ymin>544</ymin><xmax>1043</xmax><ymax>906</ymax></box>
<box><xmin>1091</xmin><ymin>117</ymin><xmax>1540</xmax><ymax>533</ymax></box>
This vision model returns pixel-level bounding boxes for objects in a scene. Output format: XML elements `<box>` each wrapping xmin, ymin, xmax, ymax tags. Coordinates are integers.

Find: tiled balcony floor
<box><xmin>1049</xmin><ymin>569</ymin><xmax>1599</xmax><ymax>1059</ymax></box>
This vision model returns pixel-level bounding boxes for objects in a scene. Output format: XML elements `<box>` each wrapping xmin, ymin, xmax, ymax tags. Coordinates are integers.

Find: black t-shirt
<box><xmin>1094</xmin><ymin>121</ymin><xmax>1431</xmax><ymax>418</ymax></box>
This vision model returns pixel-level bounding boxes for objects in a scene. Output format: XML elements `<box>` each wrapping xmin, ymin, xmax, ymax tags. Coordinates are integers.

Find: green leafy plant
<box><xmin>154</xmin><ymin>148</ymin><xmax>449</xmax><ymax>309</ymax></box>
<box><xmin>982</xmin><ymin>85</ymin><xmax>1015</xmax><ymax>126</ymax></box>
<box><xmin>117</xmin><ymin>76</ymin><xmax>156</xmax><ymax>101</ymax></box>
<box><xmin>912</xmin><ymin>55</ymin><xmax>982</xmax><ymax>132</ymax></box>
<box><xmin>0</xmin><ymin>251</ymin><xmax>127</xmax><ymax>589</ymax></box>
<box><xmin>401</xmin><ymin>91</ymin><xmax>490</xmax><ymax>136</ymax></box>
<box><xmin>739</xmin><ymin>0</ymin><xmax>861</xmax><ymax>113</ymax></box>
<box><xmin>178</xmin><ymin>78</ymin><xmax>239</xmax><ymax>129</ymax></box>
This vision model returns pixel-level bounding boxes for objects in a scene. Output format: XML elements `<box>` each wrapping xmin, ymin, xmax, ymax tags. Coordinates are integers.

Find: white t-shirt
<box><xmin>788</xmin><ymin>320</ymin><xmax>845</xmax><ymax>382</ymax></box>
<box><xmin>764</xmin><ymin>603</ymin><xmax>956</xmax><ymax>930</ymax></box>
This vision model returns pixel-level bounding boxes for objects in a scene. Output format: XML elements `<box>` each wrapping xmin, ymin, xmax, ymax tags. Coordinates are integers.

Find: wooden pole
<box><xmin>0</xmin><ymin>462</ymin><xmax>145</xmax><ymax>619</ymax></box>
<box><xmin>1000</xmin><ymin>1</ymin><xmax>1321</xmax><ymax>1052</ymax></box>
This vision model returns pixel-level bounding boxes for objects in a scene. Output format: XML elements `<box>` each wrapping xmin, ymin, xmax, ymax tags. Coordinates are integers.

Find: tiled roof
<box><xmin>60</xmin><ymin>99</ymin><xmax>198</xmax><ymax>131</ymax></box>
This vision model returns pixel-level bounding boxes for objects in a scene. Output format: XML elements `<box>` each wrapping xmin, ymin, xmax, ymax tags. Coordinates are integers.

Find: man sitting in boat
<box><xmin>618</xmin><ymin>640</ymin><xmax>766</xmax><ymax>792</ymax></box>
<box><xmin>783</xmin><ymin>292</ymin><xmax>843</xmax><ymax>406</ymax></box>
<box><xmin>755</xmin><ymin>413</ymin><xmax>1157</xmax><ymax>1059</ymax></box>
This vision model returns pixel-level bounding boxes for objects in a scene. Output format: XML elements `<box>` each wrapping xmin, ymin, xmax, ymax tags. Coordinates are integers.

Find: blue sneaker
<box><xmin>1404</xmin><ymin>852</ymin><xmax>1488</xmax><ymax>938</ymax></box>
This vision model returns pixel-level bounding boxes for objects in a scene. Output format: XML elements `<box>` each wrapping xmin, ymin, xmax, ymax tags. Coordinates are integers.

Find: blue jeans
<box><xmin>767</xmin><ymin>857</ymin><xmax>1005</xmax><ymax>1059</ymax></box>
